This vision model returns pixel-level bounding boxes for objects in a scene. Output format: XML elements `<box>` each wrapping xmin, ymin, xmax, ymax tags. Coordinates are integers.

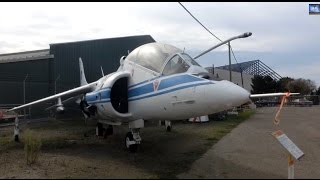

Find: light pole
<box><xmin>228</xmin><ymin>42</ymin><xmax>232</xmax><ymax>82</ymax></box>
<box><xmin>193</xmin><ymin>32</ymin><xmax>252</xmax><ymax>83</ymax></box>
<box><xmin>193</xmin><ymin>32</ymin><xmax>252</xmax><ymax>60</ymax></box>
<box><xmin>240</xmin><ymin>65</ymin><xmax>244</xmax><ymax>88</ymax></box>
<box><xmin>23</xmin><ymin>74</ymin><xmax>28</xmax><ymax>120</ymax></box>
<box><xmin>55</xmin><ymin>74</ymin><xmax>60</xmax><ymax>94</ymax></box>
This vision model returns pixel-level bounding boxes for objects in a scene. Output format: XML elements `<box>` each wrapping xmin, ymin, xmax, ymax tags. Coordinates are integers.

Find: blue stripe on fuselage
<box><xmin>128</xmin><ymin>76</ymin><xmax>161</xmax><ymax>89</ymax></box>
<box><xmin>128</xmin><ymin>74</ymin><xmax>204</xmax><ymax>97</ymax></box>
<box><xmin>100</xmin><ymin>89</ymin><xmax>111</xmax><ymax>99</ymax></box>
<box><xmin>86</xmin><ymin>74</ymin><xmax>212</xmax><ymax>104</ymax></box>
<box><xmin>158</xmin><ymin>74</ymin><xmax>203</xmax><ymax>90</ymax></box>
<box><xmin>86</xmin><ymin>89</ymin><xmax>111</xmax><ymax>103</ymax></box>
<box><xmin>128</xmin><ymin>83</ymin><xmax>154</xmax><ymax>97</ymax></box>
<box><xmin>129</xmin><ymin>81</ymin><xmax>213</xmax><ymax>101</ymax></box>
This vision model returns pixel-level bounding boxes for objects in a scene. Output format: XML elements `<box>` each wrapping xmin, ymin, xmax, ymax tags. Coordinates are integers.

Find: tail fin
<box><xmin>79</xmin><ymin>57</ymin><xmax>88</xmax><ymax>86</ymax></box>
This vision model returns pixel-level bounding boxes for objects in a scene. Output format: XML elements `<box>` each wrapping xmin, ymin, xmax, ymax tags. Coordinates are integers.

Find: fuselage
<box><xmin>83</xmin><ymin>42</ymin><xmax>251</xmax><ymax>123</ymax></box>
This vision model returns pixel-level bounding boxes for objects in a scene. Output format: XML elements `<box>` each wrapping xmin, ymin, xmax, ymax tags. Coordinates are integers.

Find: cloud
<box><xmin>0</xmin><ymin>2</ymin><xmax>320</xmax><ymax>86</ymax></box>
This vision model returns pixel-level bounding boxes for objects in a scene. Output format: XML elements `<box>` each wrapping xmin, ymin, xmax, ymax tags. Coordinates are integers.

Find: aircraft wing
<box><xmin>7</xmin><ymin>82</ymin><xmax>97</xmax><ymax>112</ymax></box>
<box><xmin>44</xmin><ymin>94</ymin><xmax>83</xmax><ymax>111</ymax></box>
<box><xmin>250</xmin><ymin>92</ymin><xmax>300</xmax><ymax>98</ymax></box>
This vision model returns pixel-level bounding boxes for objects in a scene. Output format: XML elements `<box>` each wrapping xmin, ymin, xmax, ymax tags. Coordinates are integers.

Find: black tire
<box><xmin>84</xmin><ymin>132</ymin><xmax>88</xmax><ymax>137</ymax></box>
<box><xmin>14</xmin><ymin>135</ymin><xmax>19</xmax><ymax>142</ymax></box>
<box><xmin>97</xmin><ymin>123</ymin><xmax>103</xmax><ymax>136</ymax></box>
<box><xmin>166</xmin><ymin>125</ymin><xmax>171</xmax><ymax>132</ymax></box>
<box><xmin>106</xmin><ymin>125</ymin><xmax>113</xmax><ymax>135</ymax></box>
<box><xmin>125</xmin><ymin>132</ymin><xmax>138</xmax><ymax>153</ymax></box>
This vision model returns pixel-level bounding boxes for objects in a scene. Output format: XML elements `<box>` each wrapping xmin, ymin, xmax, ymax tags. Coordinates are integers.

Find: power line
<box><xmin>178</xmin><ymin>2</ymin><xmax>242</xmax><ymax>68</ymax></box>
<box><xmin>178</xmin><ymin>2</ymin><xmax>223</xmax><ymax>42</ymax></box>
<box><xmin>230</xmin><ymin>46</ymin><xmax>239</xmax><ymax>65</ymax></box>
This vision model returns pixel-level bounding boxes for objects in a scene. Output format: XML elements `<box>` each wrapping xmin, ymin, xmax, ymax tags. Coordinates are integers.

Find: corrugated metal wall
<box><xmin>0</xmin><ymin>59</ymin><xmax>51</xmax><ymax>104</ymax></box>
<box><xmin>50</xmin><ymin>35</ymin><xmax>155</xmax><ymax>94</ymax></box>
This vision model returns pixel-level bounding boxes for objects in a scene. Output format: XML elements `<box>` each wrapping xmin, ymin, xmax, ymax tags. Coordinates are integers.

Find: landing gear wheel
<box><xmin>84</xmin><ymin>132</ymin><xmax>88</xmax><ymax>137</ymax></box>
<box><xmin>96</xmin><ymin>123</ymin><xmax>103</xmax><ymax>137</ymax></box>
<box><xmin>165</xmin><ymin>120</ymin><xmax>172</xmax><ymax>132</ymax></box>
<box><xmin>106</xmin><ymin>125</ymin><xmax>113</xmax><ymax>136</ymax></box>
<box><xmin>14</xmin><ymin>135</ymin><xmax>19</xmax><ymax>142</ymax></box>
<box><xmin>125</xmin><ymin>132</ymin><xmax>138</xmax><ymax>153</ymax></box>
<box><xmin>166</xmin><ymin>125</ymin><xmax>171</xmax><ymax>132</ymax></box>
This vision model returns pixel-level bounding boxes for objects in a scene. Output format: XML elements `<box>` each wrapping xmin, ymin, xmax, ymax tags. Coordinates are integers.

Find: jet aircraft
<box><xmin>7</xmin><ymin>41</ymin><xmax>298</xmax><ymax>152</ymax></box>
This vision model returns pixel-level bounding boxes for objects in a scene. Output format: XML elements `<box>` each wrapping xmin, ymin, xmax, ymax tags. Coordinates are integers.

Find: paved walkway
<box><xmin>178</xmin><ymin>107</ymin><xmax>320</xmax><ymax>179</ymax></box>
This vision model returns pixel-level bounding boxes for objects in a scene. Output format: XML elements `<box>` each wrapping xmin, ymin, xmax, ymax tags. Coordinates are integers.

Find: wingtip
<box><xmin>288</xmin><ymin>92</ymin><xmax>300</xmax><ymax>96</ymax></box>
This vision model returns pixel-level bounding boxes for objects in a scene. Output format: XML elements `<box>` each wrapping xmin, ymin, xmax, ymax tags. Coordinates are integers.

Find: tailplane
<box><xmin>79</xmin><ymin>57</ymin><xmax>88</xmax><ymax>86</ymax></box>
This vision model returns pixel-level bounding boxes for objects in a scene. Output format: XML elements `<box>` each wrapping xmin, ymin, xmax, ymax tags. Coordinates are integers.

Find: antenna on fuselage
<box><xmin>100</xmin><ymin>66</ymin><xmax>105</xmax><ymax>77</ymax></box>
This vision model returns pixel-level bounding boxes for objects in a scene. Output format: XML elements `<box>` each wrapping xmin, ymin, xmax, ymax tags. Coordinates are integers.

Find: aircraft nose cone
<box><xmin>196</xmin><ymin>80</ymin><xmax>251</xmax><ymax>115</ymax></box>
<box><xmin>219</xmin><ymin>80</ymin><xmax>251</xmax><ymax>107</ymax></box>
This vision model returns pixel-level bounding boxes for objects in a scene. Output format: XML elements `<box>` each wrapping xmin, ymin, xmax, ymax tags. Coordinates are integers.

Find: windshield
<box><xmin>180</xmin><ymin>53</ymin><xmax>200</xmax><ymax>66</ymax></box>
<box><xmin>162</xmin><ymin>54</ymin><xmax>190</xmax><ymax>75</ymax></box>
<box><xmin>126</xmin><ymin>42</ymin><xmax>182</xmax><ymax>73</ymax></box>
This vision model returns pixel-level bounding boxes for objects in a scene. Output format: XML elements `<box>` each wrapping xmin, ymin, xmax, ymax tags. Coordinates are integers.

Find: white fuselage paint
<box><xmin>85</xmin><ymin>59</ymin><xmax>251</xmax><ymax>124</ymax></box>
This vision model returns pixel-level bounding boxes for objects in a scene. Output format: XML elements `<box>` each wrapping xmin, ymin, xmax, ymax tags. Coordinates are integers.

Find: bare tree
<box><xmin>287</xmin><ymin>78</ymin><xmax>316</xmax><ymax>95</ymax></box>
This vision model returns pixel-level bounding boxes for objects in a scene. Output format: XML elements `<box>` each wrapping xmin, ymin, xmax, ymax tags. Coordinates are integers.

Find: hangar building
<box><xmin>0</xmin><ymin>35</ymin><xmax>155</xmax><ymax>117</ymax></box>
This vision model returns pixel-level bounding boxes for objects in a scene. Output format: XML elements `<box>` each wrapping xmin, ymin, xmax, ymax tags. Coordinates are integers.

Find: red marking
<box><xmin>0</xmin><ymin>111</ymin><xmax>3</xmax><ymax>118</ymax></box>
<box><xmin>153</xmin><ymin>80</ymin><xmax>160</xmax><ymax>91</ymax></box>
<box><xmin>192</xmin><ymin>117</ymin><xmax>199</xmax><ymax>123</ymax></box>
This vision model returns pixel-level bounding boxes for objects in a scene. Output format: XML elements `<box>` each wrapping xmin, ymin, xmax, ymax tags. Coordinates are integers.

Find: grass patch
<box><xmin>0</xmin><ymin>136</ymin><xmax>12</xmax><ymax>145</ymax></box>
<box><xmin>133</xmin><ymin>110</ymin><xmax>256</xmax><ymax>179</ymax></box>
<box><xmin>171</xmin><ymin>110</ymin><xmax>255</xmax><ymax>178</ymax></box>
<box><xmin>0</xmin><ymin>110</ymin><xmax>255</xmax><ymax>178</ymax></box>
<box><xmin>22</xmin><ymin>129</ymin><xmax>42</xmax><ymax>165</ymax></box>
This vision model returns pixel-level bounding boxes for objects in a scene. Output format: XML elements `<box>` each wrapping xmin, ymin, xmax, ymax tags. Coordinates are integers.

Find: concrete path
<box><xmin>178</xmin><ymin>106</ymin><xmax>320</xmax><ymax>179</ymax></box>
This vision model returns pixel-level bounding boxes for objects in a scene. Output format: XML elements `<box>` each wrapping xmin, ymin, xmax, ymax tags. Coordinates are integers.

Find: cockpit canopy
<box><xmin>126</xmin><ymin>42</ymin><xmax>202</xmax><ymax>75</ymax></box>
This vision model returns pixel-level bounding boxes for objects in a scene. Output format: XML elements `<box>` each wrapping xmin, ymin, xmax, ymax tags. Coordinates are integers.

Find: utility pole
<box><xmin>212</xmin><ymin>64</ymin><xmax>214</xmax><ymax>75</ymax></box>
<box><xmin>240</xmin><ymin>67</ymin><xmax>244</xmax><ymax>88</ymax></box>
<box><xmin>23</xmin><ymin>74</ymin><xmax>28</xmax><ymax>120</ymax></box>
<box><xmin>228</xmin><ymin>42</ymin><xmax>232</xmax><ymax>82</ymax></box>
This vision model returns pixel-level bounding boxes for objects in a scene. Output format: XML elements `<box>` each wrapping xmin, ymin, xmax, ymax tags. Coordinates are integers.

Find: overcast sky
<box><xmin>1</xmin><ymin>2</ymin><xmax>320</xmax><ymax>85</ymax></box>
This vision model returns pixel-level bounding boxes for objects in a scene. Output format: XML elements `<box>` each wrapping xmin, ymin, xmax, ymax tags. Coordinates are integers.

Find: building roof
<box><xmin>0</xmin><ymin>35</ymin><xmax>155</xmax><ymax>64</ymax></box>
<box><xmin>0</xmin><ymin>49</ymin><xmax>53</xmax><ymax>64</ymax></box>
<box><xmin>216</xmin><ymin>60</ymin><xmax>282</xmax><ymax>80</ymax></box>
<box><xmin>49</xmin><ymin>35</ymin><xmax>155</xmax><ymax>46</ymax></box>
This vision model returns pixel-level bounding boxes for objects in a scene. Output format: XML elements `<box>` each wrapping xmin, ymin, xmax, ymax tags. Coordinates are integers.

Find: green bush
<box><xmin>23</xmin><ymin>129</ymin><xmax>42</xmax><ymax>165</ymax></box>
